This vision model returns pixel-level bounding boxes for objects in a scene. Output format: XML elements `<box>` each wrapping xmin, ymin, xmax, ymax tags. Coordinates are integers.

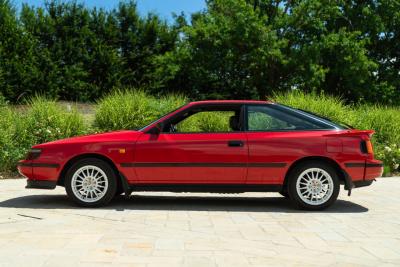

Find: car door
<box><xmin>134</xmin><ymin>106</ymin><xmax>248</xmax><ymax>184</ymax></box>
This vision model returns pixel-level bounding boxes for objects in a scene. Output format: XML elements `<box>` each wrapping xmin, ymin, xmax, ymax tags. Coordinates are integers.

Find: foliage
<box><xmin>0</xmin><ymin>96</ymin><xmax>86</xmax><ymax>172</ymax></box>
<box><xmin>375</xmin><ymin>144</ymin><xmax>400</xmax><ymax>175</ymax></box>
<box><xmin>94</xmin><ymin>90</ymin><xmax>186</xmax><ymax>131</ymax></box>
<box><xmin>0</xmin><ymin>93</ymin><xmax>6</xmax><ymax>106</ymax></box>
<box><xmin>0</xmin><ymin>106</ymin><xmax>17</xmax><ymax>171</ymax></box>
<box><xmin>272</xmin><ymin>90</ymin><xmax>353</xmax><ymax>127</ymax></box>
<box><xmin>177</xmin><ymin>111</ymin><xmax>232</xmax><ymax>132</ymax></box>
<box><xmin>154</xmin><ymin>0</ymin><xmax>400</xmax><ymax>103</ymax></box>
<box><xmin>0</xmin><ymin>0</ymin><xmax>178</xmax><ymax>102</ymax></box>
<box><xmin>0</xmin><ymin>0</ymin><xmax>400</xmax><ymax>104</ymax></box>
<box><xmin>352</xmin><ymin>105</ymin><xmax>400</xmax><ymax>147</ymax></box>
<box><xmin>24</xmin><ymin>96</ymin><xmax>87</xmax><ymax>143</ymax></box>
<box><xmin>156</xmin><ymin>0</ymin><xmax>285</xmax><ymax>99</ymax></box>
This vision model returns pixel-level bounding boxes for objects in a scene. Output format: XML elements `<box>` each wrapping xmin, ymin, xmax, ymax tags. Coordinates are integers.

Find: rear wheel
<box><xmin>288</xmin><ymin>161</ymin><xmax>340</xmax><ymax>210</ymax></box>
<box><xmin>65</xmin><ymin>158</ymin><xmax>117</xmax><ymax>207</ymax></box>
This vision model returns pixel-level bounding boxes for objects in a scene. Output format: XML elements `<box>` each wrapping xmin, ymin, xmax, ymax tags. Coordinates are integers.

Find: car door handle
<box><xmin>228</xmin><ymin>140</ymin><xmax>244</xmax><ymax>147</ymax></box>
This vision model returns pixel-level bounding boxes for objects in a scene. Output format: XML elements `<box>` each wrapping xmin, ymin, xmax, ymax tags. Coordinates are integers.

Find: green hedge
<box><xmin>1</xmin><ymin>91</ymin><xmax>399</xmax><ymax>175</ymax></box>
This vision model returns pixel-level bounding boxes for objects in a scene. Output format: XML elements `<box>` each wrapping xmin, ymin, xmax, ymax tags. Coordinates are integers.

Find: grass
<box><xmin>94</xmin><ymin>90</ymin><xmax>187</xmax><ymax>131</ymax></box>
<box><xmin>272</xmin><ymin>90</ymin><xmax>353</xmax><ymax>127</ymax></box>
<box><xmin>0</xmin><ymin>96</ymin><xmax>87</xmax><ymax>173</ymax></box>
<box><xmin>177</xmin><ymin>111</ymin><xmax>233</xmax><ymax>132</ymax></box>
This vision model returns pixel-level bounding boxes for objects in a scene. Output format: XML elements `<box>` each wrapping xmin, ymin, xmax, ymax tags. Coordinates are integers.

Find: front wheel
<box><xmin>65</xmin><ymin>158</ymin><xmax>117</xmax><ymax>207</ymax></box>
<box><xmin>288</xmin><ymin>161</ymin><xmax>340</xmax><ymax>210</ymax></box>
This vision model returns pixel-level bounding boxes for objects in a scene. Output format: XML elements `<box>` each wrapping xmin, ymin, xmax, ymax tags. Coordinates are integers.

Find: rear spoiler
<box><xmin>323</xmin><ymin>130</ymin><xmax>375</xmax><ymax>138</ymax></box>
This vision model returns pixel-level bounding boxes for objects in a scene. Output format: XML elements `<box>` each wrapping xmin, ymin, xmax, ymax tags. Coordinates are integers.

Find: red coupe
<box><xmin>18</xmin><ymin>100</ymin><xmax>383</xmax><ymax>210</ymax></box>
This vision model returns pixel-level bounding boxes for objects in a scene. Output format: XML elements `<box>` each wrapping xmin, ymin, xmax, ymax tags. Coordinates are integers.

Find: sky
<box><xmin>13</xmin><ymin>0</ymin><xmax>207</xmax><ymax>22</ymax></box>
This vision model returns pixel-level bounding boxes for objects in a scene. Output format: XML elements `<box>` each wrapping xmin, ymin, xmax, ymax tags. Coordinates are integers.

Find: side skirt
<box><xmin>128</xmin><ymin>184</ymin><xmax>283</xmax><ymax>194</ymax></box>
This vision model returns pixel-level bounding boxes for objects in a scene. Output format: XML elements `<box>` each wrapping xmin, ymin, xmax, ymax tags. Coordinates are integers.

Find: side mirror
<box><xmin>147</xmin><ymin>122</ymin><xmax>163</xmax><ymax>135</ymax></box>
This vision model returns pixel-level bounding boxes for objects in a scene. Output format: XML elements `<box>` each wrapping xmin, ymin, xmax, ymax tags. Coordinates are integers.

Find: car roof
<box><xmin>188</xmin><ymin>100</ymin><xmax>274</xmax><ymax>106</ymax></box>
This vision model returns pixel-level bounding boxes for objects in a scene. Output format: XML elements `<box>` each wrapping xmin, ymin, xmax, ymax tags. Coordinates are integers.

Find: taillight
<box><xmin>366</xmin><ymin>140</ymin><xmax>374</xmax><ymax>154</ymax></box>
<box><xmin>360</xmin><ymin>140</ymin><xmax>373</xmax><ymax>154</ymax></box>
<box><xmin>26</xmin><ymin>148</ymin><xmax>42</xmax><ymax>160</ymax></box>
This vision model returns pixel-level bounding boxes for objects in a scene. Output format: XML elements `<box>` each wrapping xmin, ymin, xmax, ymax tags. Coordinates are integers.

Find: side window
<box><xmin>248</xmin><ymin>109</ymin><xmax>293</xmax><ymax>131</ymax></box>
<box><xmin>176</xmin><ymin>111</ymin><xmax>236</xmax><ymax>133</ymax></box>
<box><xmin>247</xmin><ymin>105</ymin><xmax>327</xmax><ymax>131</ymax></box>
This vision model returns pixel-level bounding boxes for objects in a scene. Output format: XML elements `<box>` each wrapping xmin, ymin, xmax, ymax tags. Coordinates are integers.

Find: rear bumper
<box><xmin>343</xmin><ymin>159</ymin><xmax>383</xmax><ymax>181</ymax></box>
<box><xmin>342</xmin><ymin>159</ymin><xmax>382</xmax><ymax>195</ymax></box>
<box><xmin>26</xmin><ymin>179</ymin><xmax>57</xmax><ymax>189</ymax></box>
<box><xmin>353</xmin><ymin>179</ymin><xmax>374</xmax><ymax>188</ymax></box>
<box><xmin>365</xmin><ymin>159</ymin><xmax>384</xmax><ymax>180</ymax></box>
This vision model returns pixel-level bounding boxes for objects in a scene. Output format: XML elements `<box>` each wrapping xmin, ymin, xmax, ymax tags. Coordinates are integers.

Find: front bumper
<box><xmin>26</xmin><ymin>179</ymin><xmax>57</xmax><ymax>189</ymax></box>
<box><xmin>17</xmin><ymin>160</ymin><xmax>60</xmax><ymax>181</ymax></box>
<box><xmin>18</xmin><ymin>160</ymin><xmax>60</xmax><ymax>190</ymax></box>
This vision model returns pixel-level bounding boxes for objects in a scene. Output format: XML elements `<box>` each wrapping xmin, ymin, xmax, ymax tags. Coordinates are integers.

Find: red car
<box><xmin>17</xmin><ymin>100</ymin><xmax>383</xmax><ymax>210</ymax></box>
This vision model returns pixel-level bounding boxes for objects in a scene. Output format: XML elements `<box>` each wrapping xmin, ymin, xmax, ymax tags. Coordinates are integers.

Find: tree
<box><xmin>156</xmin><ymin>0</ymin><xmax>286</xmax><ymax>99</ymax></box>
<box><xmin>0</xmin><ymin>0</ymin><xmax>399</xmax><ymax>104</ymax></box>
<box><xmin>247</xmin><ymin>0</ymin><xmax>398</xmax><ymax>103</ymax></box>
<box><xmin>0</xmin><ymin>0</ymin><xmax>41</xmax><ymax>101</ymax></box>
<box><xmin>115</xmin><ymin>1</ymin><xmax>179</xmax><ymax>91</ymax></box>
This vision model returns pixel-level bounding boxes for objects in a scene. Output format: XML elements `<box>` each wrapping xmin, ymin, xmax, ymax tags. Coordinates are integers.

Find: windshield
<box><xmin>139</xmin><ymin>103</ymin><xmax>188</xmax><ymax>131</ymax></box>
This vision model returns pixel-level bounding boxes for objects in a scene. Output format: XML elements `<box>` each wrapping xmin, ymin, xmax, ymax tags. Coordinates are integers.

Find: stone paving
<box><xmin>0</xmin><ymin>178</ymin><xmax>399</xmax><ymax>267</ymax></box>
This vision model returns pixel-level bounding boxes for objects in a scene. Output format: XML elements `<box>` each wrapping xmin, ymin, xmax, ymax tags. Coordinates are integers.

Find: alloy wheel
<box><xmin>295</xmin><ymin>167</ymin><xmax>334</xmax><ymax>206</ymax></box>
<box><xmin>71</xmin><ymin>165</ymin><xmax>109</xmax><ymax>203</ymax></box>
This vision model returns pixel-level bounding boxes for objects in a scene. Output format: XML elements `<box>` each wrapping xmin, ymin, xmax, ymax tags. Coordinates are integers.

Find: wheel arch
<box><xmin>58</xmin><ymin>153</ymin><xmax>122</xmax><ymax>190</ymax></box>
<box><xmin>283</xmin><ymin>156</ymin><xmax>351</xmax><ymax>192</ymax></box>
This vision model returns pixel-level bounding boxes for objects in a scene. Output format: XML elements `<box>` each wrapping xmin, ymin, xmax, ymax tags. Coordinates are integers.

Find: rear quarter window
<box><xmin>247</xmin><ymin>104</ymin><xmax>339</xmax><ymax>131</ymax></box>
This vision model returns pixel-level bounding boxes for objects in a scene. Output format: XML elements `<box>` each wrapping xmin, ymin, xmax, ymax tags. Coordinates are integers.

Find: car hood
<box><xmin>33</xmin><ymin>130</ymin><xmax>142</xmax><ymax>148</ymax></box>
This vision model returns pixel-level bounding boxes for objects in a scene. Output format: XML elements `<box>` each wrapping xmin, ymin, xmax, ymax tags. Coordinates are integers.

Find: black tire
<box><xmin>115</xmin><ymin>187</ymin><xmax>124</xmax><ymax>197</ymax></box>
<box><xmin>279</xmin><ymin>191</ymin><xmax>290</xmax><ymax>198</ymax></box>
<box><xmin>288</xmin><ymin>161</ymin><xmax>340</xmax><ymax>211</ymax></box>
<box><xmin>65</xmin><ymin>158</ymin><xmax>117</xmax><ymax>207</ymax></box>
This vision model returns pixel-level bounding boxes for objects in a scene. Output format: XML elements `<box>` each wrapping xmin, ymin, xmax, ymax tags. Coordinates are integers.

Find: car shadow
<box><xmin>0</xmin><ymin>194</ymin><xmax>368</xmax><ymax>213</ymax></box>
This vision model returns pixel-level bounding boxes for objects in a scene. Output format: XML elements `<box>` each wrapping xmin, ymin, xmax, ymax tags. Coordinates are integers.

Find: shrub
<box><xmin>0</xmin><ymin>96</ymin><xmax>86</xmax><ymax>172</ymax></box>
<box><xmin>0</xmin><ymin>94</ymin><xmax>7</xmax><ymax>107</ymax></box>
<box><xmin>177</xmin><ymin>111</ymin><xmax>232</xmax><ymax>132</ymax></box>
<box><xmin>272</xmin><ymin>90</ymin><xmax>354</xmax><ymax>126</ymax></box>
<box><xmin>95</xmin><ymin>90</ymin><xmax>233</xmax><ymax>133</ymax></box>
<box><xmin>375</xmin><ymin>144</ymin><xmax>400</xmax><ymax>175</ymax></box>
<box><xmin>23</xmin><ymin>96</ymin><xmax>86</xmax><ymax>144</ymax></box>
<box><xmin>0</xmin><ymin>106</ymin><xmax>18</xmax><ymax>171</ymax></box>
<box><xmin>94</xmin><ymin>90</ymin><xmax>187</xmax><ymax>131</ymax></box>
<box><xmin>352</xmin><ymin>105</ymin><xmax>400</xmax><ymax>147</ymax></box>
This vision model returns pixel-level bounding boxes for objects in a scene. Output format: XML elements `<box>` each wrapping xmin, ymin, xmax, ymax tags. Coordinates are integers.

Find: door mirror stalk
<box><xmin>147</xmin><ymin>122</ymin><xmax>163</xmax><ymax>135</ymax></box>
